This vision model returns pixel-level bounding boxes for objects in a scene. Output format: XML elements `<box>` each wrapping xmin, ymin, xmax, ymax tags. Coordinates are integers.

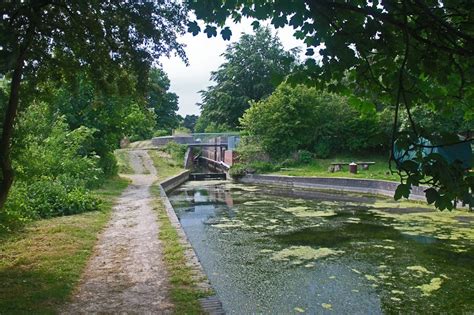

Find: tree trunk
<box><xmin>0</xmin><ymin>46</ymin><xmax>28</xmax><ymax>209</ymax></box>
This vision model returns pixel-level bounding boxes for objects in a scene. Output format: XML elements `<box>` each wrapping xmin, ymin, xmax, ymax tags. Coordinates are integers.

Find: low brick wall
<box><xmin>239</xmin><ymin>174</ymin><xmax>428</xmax><ymax>201</ymax></box>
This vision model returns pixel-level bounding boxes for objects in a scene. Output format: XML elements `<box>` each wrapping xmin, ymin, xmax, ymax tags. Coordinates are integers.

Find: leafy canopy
<box><xmin>187</xmin><ymin>0</ymin><xmax>473</xmax><ymax>209</ymax></box>
<box><xmin>197</xmin><ymin>27</ymin><xmax>298</xmax><ymax>129</ymax></box>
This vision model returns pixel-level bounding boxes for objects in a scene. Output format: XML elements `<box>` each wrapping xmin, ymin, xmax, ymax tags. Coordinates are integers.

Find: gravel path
<box><xmin>62</xmin><ymin>150</ymin><xmax>172</xmax><ymax>314</ymax></box>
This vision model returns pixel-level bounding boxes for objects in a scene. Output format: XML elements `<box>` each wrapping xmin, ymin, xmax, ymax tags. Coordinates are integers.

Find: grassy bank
<box><xmin>153</xmin><ymin>190</ymin><xmax>211</xmax><ymax>314</ymax></box>
<box><xmin>148</xmin><ymin>149</ymin><xmax>184</xmax><ymax>182</ymax></box>
<box><xmin>0</xmin><ymin>176</ymin><xmax>129</xmax><ymax>313</ymax></box>
<box><xmin>115</xmin><ymin>149</ymin><xmax>134</xmax><ymax>174</ymax></box>
<box><xmin>149</xmin><ymin>151</ymin><xmax>211</xmax><ymax>314</ymax></box>
<box><xmin>273</xmin><ymin>154</ymin><xmax>399</xmax><ymax>181</ymax></box>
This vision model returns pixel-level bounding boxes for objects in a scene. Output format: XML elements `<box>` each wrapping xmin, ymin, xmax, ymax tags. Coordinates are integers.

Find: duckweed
<box><xmin>170</xmin><ymin>180</ymin><xmax>474</xmax><ymax>314</ymax></box>
<box><xmin>271</xmin><ymin>246</ymin><xmax>344</xmax><ymax>262</ymax></box>
<box><xmin>416</xmin><ymin>278</ymin><xmax>443</xmax><ymax>296</ymax></box>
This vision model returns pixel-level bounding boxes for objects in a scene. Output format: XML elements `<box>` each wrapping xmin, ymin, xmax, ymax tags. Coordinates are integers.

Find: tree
<box><xmin>0</xmin><ymin>1</ymin><xmax>187</xmax><ymax>208</ymax></box>
<box><xmin>187</xmin><ymin>0</ymin><xmax>473</xmax><ymax>209</ymax></box>
<box><xmin>182</xmin><ymin>114</ymin><xmax>199</xmax><ymax>132</ymax></box>
<box><xmin>197</xmin><ymin>27</ymin><xmax>298</xmax><ymax>129</ymax></box>
<box><xmin>147</xmin><ymin>68</ymin><xmax>181</xmax><ymax>132</ymax></box>
<box><xmin>241</xmin><ymin>83</ymin><xmax>386</xmax><ymax>158</ymax></box>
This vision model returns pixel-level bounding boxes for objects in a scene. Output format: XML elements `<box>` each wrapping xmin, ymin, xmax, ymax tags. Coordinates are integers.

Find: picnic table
<box><xmin>330</xmin><ymin>161</ymin><xmax>375</xmax><ymax>172</ymax></box>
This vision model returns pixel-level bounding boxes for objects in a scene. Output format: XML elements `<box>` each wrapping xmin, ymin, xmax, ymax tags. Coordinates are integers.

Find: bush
<box><xmin>313</xmin><ymin>142</ymin><xmax>331</xmax><ymax>158</ymax></box>
<box><xmin>298</xmin><ymin>150</ymin><xmax>313</xmax><ymax>164</ymax></box>
<box><xmin>1</xmin><ymin>184</ymin><xmax>34</xmax><ymax>233</ymax></box>
<box><xmin>240</xmin><ymin>83</ymin><xmax>388</xmax><ymax>159</ymax></box>
<box><xmin>229</xmin><ymin>163</ymin><xmax>247</xmax><ymax>178</ymax></box>
<box><xmin>154</xmin><ymin>129</ymin><xmax>170</xmax><ymax>137</ymax></box>
<box><xmin>26</xmin><ymin>180</ymin><xmax>100</xmax><ymax>218</ymax></box>
<box><xmin>248</xmin><ymin>161</ymin><xmax>279</xmax><ymax>173</ymax></box>
<box><xmin>163</xmin><ymin>141</ymin><xmax>187</xmax><ymax>163</ymax></box>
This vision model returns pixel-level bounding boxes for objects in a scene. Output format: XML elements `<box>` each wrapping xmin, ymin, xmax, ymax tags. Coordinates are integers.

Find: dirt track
<box><xmin>62</xmin><ymin>150</ymin><xmax>172</xmax><ymax>313</ymax></box>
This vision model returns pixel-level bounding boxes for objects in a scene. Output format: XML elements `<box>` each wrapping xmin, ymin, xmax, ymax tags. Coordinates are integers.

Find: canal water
<box><xmin>168</xmin><ymin>180</ymin><xmax>474</xmax><ymax>314</ymax></box>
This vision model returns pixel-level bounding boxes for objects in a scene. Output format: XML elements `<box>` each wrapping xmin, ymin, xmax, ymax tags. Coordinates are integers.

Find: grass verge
<box><xmin>148</xmin><ymin>150</ymin><xmax>211</xmax><ymax>314</ymax></box>
<box><xmin>0</xmin><ymin>176</ymin><xmax>130</xmax><ymax>313</ymax></box>
<box><xmin>148</xmin><ymin>150</ymin><xmax>184</xmax><ymax>182</ymax></box>
<box><xmin>115</xmin><ymin>149</ymin><xmax>134</xmax><ymax>174</ymax></box>
<box><xmin>273</xmin><ymin>154</ymin><xmax>400</xmax><ymax>181</ymax></box>
<box><xmin>152</xmin><ymin>188</ymin><xmax>212</xmax><ymax>314</ymax></box>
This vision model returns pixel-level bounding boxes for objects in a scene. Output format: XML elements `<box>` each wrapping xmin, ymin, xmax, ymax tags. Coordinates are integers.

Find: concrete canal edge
<box><xmin>238</xmin><ymin>174</ymin><xmax>428</xmax><ymax>201</ymax></box>
<box><xmin>158</xmin><ymin>170</ymin><xmax>225</xmax><ymax>315</ymax></box>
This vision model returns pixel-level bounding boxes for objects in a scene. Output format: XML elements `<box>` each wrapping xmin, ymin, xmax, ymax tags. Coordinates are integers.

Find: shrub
<box><xmin>240</xmin><ymin>83</ymin><xmax>388</xmax><ymax>159</ymax></box>
<box><xmin>154</xmin><ymin>129</ymin><xmax>170</xmax><ymax>137</ymax></box>
<box><xmin>26</xmin><ymin>180</ymin><xmax>100</xmax><ymax>218</ymax></box>
<box><xmin>248</xmin><ymin>161</ymin><xmax>279</xmax><ymax>173</ymax></box>
<box><xmin>229</xmin><ymin>163</ymin><xmax>247</xmax><ymax>178</ymax></box>
<box><xmin>313</xmin><ymin>142</ymin><xmax>331</xmax><ymax>158</ymax></box>
<box><xmin>1</xmin><ymin>184</ymin><xmax>35</xmax><ymax>233</ymax></box>
<box><xmin>163</xmin><ymin>141</ymin><xmax>187</xmax><ymax>163</ymax></box>
<box><xmin>298</xmin><ymin>150</ymin><xmax>313</xmax><ymax>164</ymax></box>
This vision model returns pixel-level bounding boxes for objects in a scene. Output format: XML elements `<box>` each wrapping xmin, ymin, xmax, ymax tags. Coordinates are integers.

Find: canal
<box><xmin>168</xmin><ymin>180</ymin><xmax>474</xmax><ymax>314</ymax></box>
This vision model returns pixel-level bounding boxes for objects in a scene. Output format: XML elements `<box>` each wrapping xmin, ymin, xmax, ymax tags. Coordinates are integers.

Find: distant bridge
<box><xmin>152</xmin><ymin>133</ymin><xmax>240</xmax><ymax>172</ymax></box>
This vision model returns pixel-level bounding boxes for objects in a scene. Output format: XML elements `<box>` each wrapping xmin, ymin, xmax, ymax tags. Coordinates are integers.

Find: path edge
<box><xmin>158</xmin><ymin>171</ymin><xmax>225</xmax><ymax>314</ymax></box>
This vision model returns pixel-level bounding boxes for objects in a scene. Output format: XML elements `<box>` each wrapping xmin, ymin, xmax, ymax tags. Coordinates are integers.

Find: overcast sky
<box><xmin>159</xmin><ymin>18</ymin><xmax>306</xmax><ymax>117</ymax></box>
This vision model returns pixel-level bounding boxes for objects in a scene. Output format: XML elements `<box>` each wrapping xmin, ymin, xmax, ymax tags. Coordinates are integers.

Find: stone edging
<box><xmin>239</xmin><ymin>174</ymin><xmax>428</xmax><ymax>201</ymax></box>
<box><xmin>158</xmin><ymin>171</ymin><xmax>225</xmax><ymax>314</ymax></box>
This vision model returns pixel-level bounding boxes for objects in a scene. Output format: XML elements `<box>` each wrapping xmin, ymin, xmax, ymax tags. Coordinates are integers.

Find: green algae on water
<box><xmin>407</xmin><ymin>266</ymin><xmax>433</xmax><ymax>275</ymax></box>
<box><xmin>416</xmin><ymin>277</ymin><xmax>443</xmax><ymax>296</ymax></box>
<box><xmin>271</xmin><ymin>246</ymin><xmax>344</xmax><ymax>262</ymax></box>
<box><xmin>278</xmin><ymin>206</ymin><xmax>337</xmax><ymax>218</ymax></box>
<box><xmin>321</xmin><ymin>303</ymin><xmax>333</xmax><ymax>310</ymax></box>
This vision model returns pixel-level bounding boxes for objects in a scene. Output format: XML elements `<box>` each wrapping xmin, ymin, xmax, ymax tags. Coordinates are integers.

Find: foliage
<box><xmin>248</xmin><ymin>161</ymin><xmax>279</xmax><ymax>173</ymax></box>
<box><xmin>154</xmin><ymin>129</ymin><xmax>171</xmax><ymax>137</ymax></box>
<box><xmin>173</xmin><ymin>127</ymin><xmax>192</xmax><ymax>135</ymax></box>
<box><xmin>148</xmin><ymin>68</ymin><xmax>181</xmax><ymax>132</ymax></box>
<box><xmin>229</xmin><ymin>163</ymin><xmax>247</xmax><ymax>178</ymax></box>
<box><xmin>298</xmin><ymin>150</ymin><xmax>313</xmax><ymax>164</ymax></box>
<box><xmin>16</xmin><ymin>180</ymin><xmax>99</xmax><ymax>219</ymax></box>
<box><xmin>186</xmin><ymin>0</ymin><xmax>474</xmax><ymax>208</ymax></box>
<box><xmin>197</xmin><ymin>27</ymin><xmax>298</xmax><ymax>130</ymax></box>
<box><xmin>234</xmin><ymin>137</ymin><xmax>269</xmax><ymax>164</ymax></box>
<box><xmin>1</xmin><ymin>102</ymin><xmax>104</xmax><ymax>228</ymax></box>
<box><xmin>163</xmin><ymin>141</ymin><xmax>187</xmax><ymax>164</ymax></box>
<box><xmin>0</xmin><ymin>0</ymin><xmax>188</xmax><ymax>208</ymax></box>
<box><xmin>123</xmin><ymin>102</ymin><xmax>156</xmax><ymax>142</ymax></box>
<box><xmin>0</xmin><ymin>176</ymin><xmax>128</xmax><ymax>312</ymax></box>
<box><xmin>240</xmin><ymin>83</ymin><xmax>385</xmax><ymax>158</ymax></box>
<box><xmin>195</xmin><ymin>120</ymin><xmax>233</xmax><ymax>133</ymax></box>
<box><xmin>182</xmin><ymin>114</ymin><xmax>199</xmax><ymax>132</ymax></box>
<box><xmin>13</xmin><ymin>102</ymin><xmax>103</xmax><ymax>187</ymax></box>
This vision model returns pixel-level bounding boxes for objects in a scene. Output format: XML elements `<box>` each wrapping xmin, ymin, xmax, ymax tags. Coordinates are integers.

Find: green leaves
<box><xmin>271</xmin><ymin>15</ymin><xmax>287</xmax><ymax>28</ymax></box>
<box><xmin>187</xmin><ymin>21</ymin><xmax>201</xmax><ymax>36</ymax></box>
<box><xmin>204</xmin><ymin>25</ymin><xmax>218</xmax><ymax>38</ymax></box>
<box><xmin>198</xmin><ymin>27</ymin><xmax>297</xmax><ymax>129</ymax></box>
<box><xmin>394</xmin><ymin>184</ymin><xmax>410</xmax><ymax>200</ymax></box>
<box><xmin>220</xmin><ymin>27</ymin><xmax>232</xmax><ymax>41</ymax></box>
<box><xmin>424</xmin><ymin>188</ymin><xmax>439</xmax><ymax>204</ymax></box>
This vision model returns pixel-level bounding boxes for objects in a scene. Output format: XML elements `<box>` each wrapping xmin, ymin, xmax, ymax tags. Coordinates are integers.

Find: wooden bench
<box><xmin>329</xmin><ymin>161</ymin><xmax>375</xmax><ymax>172</ymax></box>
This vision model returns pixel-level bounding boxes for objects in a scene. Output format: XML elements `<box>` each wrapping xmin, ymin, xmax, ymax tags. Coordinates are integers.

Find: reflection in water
<box><xmin>169</xmin><ymin>181</ymin><xmax>474</xmax><ymax>314</ymax></box>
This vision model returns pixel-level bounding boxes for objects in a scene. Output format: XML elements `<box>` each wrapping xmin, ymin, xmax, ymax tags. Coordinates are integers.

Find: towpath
<box><xmin>62</xmin><ymin>150</ymin><xmax>172</xmax><ymax>313</ymax></box>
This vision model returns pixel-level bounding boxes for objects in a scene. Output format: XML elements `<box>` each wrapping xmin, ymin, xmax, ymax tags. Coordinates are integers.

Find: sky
<box><xmin>159</xmin><ymin>18</ymin><xmax>306</xmax><ymax>117</ymax></box>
